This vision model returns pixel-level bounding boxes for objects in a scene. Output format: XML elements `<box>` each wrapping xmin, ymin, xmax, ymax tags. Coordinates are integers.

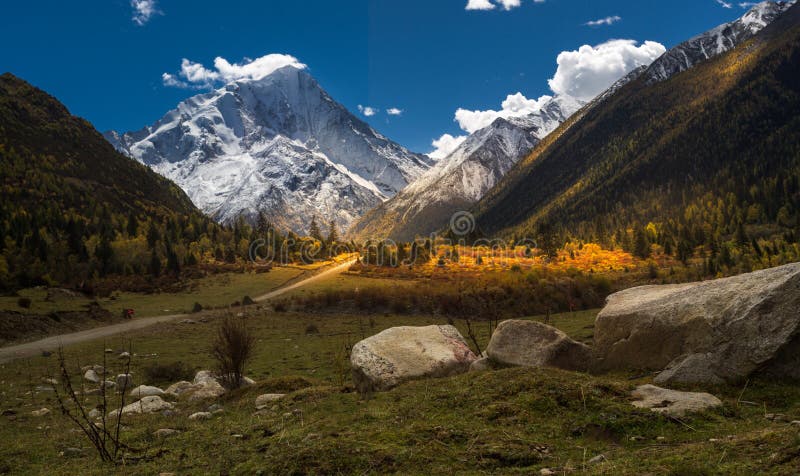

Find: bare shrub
<box><xmin>211</xmin><ymin>316</ymin><xmax>255</xmax><ymax>389</ymax></box>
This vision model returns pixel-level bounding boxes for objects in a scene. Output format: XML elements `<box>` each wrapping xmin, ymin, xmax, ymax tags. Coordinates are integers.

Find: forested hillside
<box><xmin>474</xmin><ymin>5</ymin><xmax>800</xmax><ymax>276</ymax></box>
<box><xmin>0</xmin><ymin>74</ymin><xmax>238</xmax><ymax>290</ymax></box>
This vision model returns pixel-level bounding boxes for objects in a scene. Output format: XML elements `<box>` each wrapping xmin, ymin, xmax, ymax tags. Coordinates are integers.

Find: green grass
<box><xmin>1</xmin><ymin>307</ymin><xmax>799</xmax><ymax>475</ymax></box>
<box><xmin>98</xmin><ymin>267</ymin><xmax>304</xmax><ymax>317</ymax></box>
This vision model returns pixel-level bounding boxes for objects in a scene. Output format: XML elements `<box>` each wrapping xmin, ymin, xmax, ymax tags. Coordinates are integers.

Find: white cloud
<box><xmin>162</xmin><ymin>54</ymin><xmax>306</xmax><ymax>88</ymax></box>
<box><xmin>386</xmin><ymin>108</ymin><xmax>404</xmax><ymax>116</ymax></box>
<box><xmin>466</xmin><ymin>0</ymin><xmax>496</xmax><ymax>10</ymax></box>
<box><xmin>716</xmin><ymin>0</ymin><xmax>733</xmax><ymax>8</ymax></box>
<box><xmin>429</xmin><ymin>134</ymin><xmax>468</xmax><ymax>160</ymax></box>
<box><xmin>585</xmin><ymin>15</ymin><xmax>622</xmax><ymax>27</ymax></box>
<box><xmin>466</xmin><ymin>0</ymin><xmax>543</xmax><ymax>11</ymax></box>
<box><xmin>131</xmin><ymin>0</ymin><xmax>161</xmax><ymax>26</ymax></box>
<box><xmin>358</xmin><ymin>105</ymin><xmax>377</xmax><ymax>117</ymax></box>
<box><xmin>437</xmin><ymin>38</ymin><xmax>665</xmax><ymax>140</ymax></box>
<box><xmin>454</xmin><ymin>92</ymin><xmax>553</xmax><ymax>134</ymax></box>
<box><xmin>547</xmin><ymin>39</ymin><xmax>666</xmax><ymax>100</ymax></box>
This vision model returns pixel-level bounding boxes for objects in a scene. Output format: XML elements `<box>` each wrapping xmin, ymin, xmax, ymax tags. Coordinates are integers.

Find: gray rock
<box><xmin>468</xmin><ymin>356</ymin><xmax>500</xmax><ymax>372</ymax></box>
<box><xmin>486</xmin><ymin>320</ymin><xmax>591</xmax><ymax>371</ymax></box>
<box><xmin>588</xmin><ymin>454</ymin><xmax>606</xmax><ymax>464</ymax></box>
<box><xmin>108</xmin><ymin>396</ymin><xmax>174</xmax><ymax>418</ymax></box>
<box><xmin>115</xmin><ymin>374</ymin><xmax>133</xmax><ymax>392</ymax></box>
<box><xmin>61</xmin><ymin>447</ymin><xmax>83</xmax><ymax>458</ymax></box>
<box><xmin>255</xmin><ymin>394</ymin><xmax>285</xmax><ymax>409</ymax></box>
<box><xmin>31</xmin><ymin>408</ymin><xmax>50</xmax><ymax>417</ymax></box>
<box><xmin>129</xmin><ymin>385</ymin><xmax>165</xmax><ymax>399</ymax></box>
<box><xmin>154</xmin><ymin>428</ymin><xmax>180</xmax><ymax>438</ymax></box>
<box><xmin>350</xmin><ymin>325</ymin><xmax>477</xmax><ymax>393</ymax></box>
<box><xmin>593</xmin><ymin>263</ymin><xmax>800</xmax><ymax>384</ymax></box>
<box><xmin>165</xmin><ymin>381</ymin><xmax>193</xmax><ymax>395</ymax></box>
<box><xmin>83</xmin><ymin>369</ymin><xmax>100</xmax><ymax>384</ymax></box>
<box><xmin>88</xmin><ymin>408</ymin><xmax>101</xmax><ymax>419</ymax></box>
<box><xmin>188</xmin><ymin>411</ymin><xmax>212</xmax><ymax>421</ymax></box>
<box><xmin>631</xmin><ymin>384</ymin><xmax>723</xmax><ymax>417</ymax></box>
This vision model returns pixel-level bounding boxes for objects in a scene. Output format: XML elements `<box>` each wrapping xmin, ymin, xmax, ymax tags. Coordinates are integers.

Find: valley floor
<box><xmin>1</xmin><ymin>300</ymin><xmax>799</xmax><ymax>474</ymax></box>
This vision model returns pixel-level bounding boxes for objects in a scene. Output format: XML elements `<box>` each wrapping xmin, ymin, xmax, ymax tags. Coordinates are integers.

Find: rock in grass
<box><xmin>154</xmin><ymin>428</ymin><xmax>180</xmax><ymax>438</ymax></box>
<box><xmin>83</xmin><ymin>369</ymin><xmax>100</xmax><ymax>383</ymax></box>
<box><xmin>255</xmin><ymin>394</ymin><xmax>285</xmax><ymax>409</ymax></box>
<box><xmin>109</xmin><ymin>396</ymin><xmax>174</xmax><ymax>418</ymax></box>
<box><xmin>129</xmin><ymin>385</ymin><xmax>165</xmax><ymax>399</ymax></box>
<box><xmin>31</xmin><ymin>408</ymin><xmax>50</xmax><ymax>417</ymax></box>
<box><xmin>469</xmin><ymin>356</ymin><xmax>500</xmax><ymax>372</ymax></box>
<box><xmin>165</xmin><ymin>381</ymin><xmax>193</xmax><ymax>395</ymax></box>
<box><xmin>631</xmin><ymin>384</ymin><xmax>722</xmax><ymax>417</ymax></box>
<box><xmin>116</xmin><ymin>374</ymin><xmax>133</xmax><ymax>391</ymax></box>
<box><xmin>350</xmin><ymin>325</ymin><xmax>477</xmax><ymax>393</ymax></box>
<box><xmin>189</xmin><ymin>412</ymin><xmax>212</xmax><ymax>421</ymax></box>
<box><xmin>593</xmin><ymin>263</ymin><xmax>800</xmax><ymax>384</ymax></box>
<box><xmin>486</xmin><ymin>320</ymin><xmax>591</xmax><ymax>371</ymax></box>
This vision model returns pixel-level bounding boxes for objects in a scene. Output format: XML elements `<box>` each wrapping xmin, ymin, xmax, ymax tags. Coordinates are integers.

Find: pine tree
<box><xmin>149</xmin><ymin>250</ymin><xmax>161</xmax><ymax>277</ymax></box>
<box><xmin>326</xmin><ymin>220</ymin><xmax>339</xmax><ymax>247</ymax></box>
<box><xmin>309</xmin><ymin>217</ymin><xmax>324</xmax><ymax>242</ymax></box>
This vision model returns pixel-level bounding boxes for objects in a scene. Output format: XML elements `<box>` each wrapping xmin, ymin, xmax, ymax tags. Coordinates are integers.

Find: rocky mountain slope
<box><xmin>349</xmin><ymin>94</ymin><xmax>585</xmax><ymax>241</ymax></box>
<box><xmin>106</xmin><ymin>66</ymin><xmax>433</xmax><ymax>234</ymax></box>
<box><xmin>473</xmin><ymin>2</ymin><xmax>800</xmax><ymax>256</ymax></box>
<box><xmin>646</xmin><ymin>0</ymin><xmax>795</xmax><ymax>83</ymax></box>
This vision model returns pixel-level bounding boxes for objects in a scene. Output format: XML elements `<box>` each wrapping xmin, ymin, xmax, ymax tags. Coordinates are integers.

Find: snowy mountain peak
<box><xmin>646</xmin><ymin>1</ymin><xmax>794</xmax><ymax>83</ymax></box>
<box><xmin>105</xmin><ymin>67</ymin><xmax>432</xmax><ymax>234</ymax></box>
<box><xmin>348</xmin><ymin>95</ymin><xmax>585</xmax><ymax>241</ymax></box>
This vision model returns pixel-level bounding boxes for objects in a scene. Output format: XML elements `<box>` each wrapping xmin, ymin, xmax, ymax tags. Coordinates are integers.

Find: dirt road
<box><xmin>0</xmin><ymin>259</ymin><xmax>355</xmax><ymax>364</ymax></box>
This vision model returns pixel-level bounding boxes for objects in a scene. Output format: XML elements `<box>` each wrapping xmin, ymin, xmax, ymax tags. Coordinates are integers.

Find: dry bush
<box><xmin>211</xmin><ymin>316</ymin><xmax>255</xmax><ymax>389</ymax></box>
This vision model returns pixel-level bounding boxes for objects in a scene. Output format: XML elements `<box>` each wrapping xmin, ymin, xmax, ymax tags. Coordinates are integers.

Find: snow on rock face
<box><xmin>105</xmin><ymin>66</ymin><xmax>432</xmax><ymax>234</ymax></box>
<box><xmin>646</xmin><ymin>1</ymin><xmax>794</xmax><ymax>83</ymax></box>
<box><xmin>348</xmin><ymin>95</ymin><xmax>585</xmax><ymax>241</ymax></box>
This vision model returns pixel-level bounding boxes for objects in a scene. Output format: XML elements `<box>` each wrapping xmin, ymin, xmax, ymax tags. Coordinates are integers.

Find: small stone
<box><xmin>231</xmin><ymin>434</ymin><xmax>244</xmax><ymax>439</ymax></box>
<box><xmin>83</xmin><ymin>369</ymin><xmax>100</xmax><ymax>384</ymax></box>
<box><xmin>255</xmin><ymin>394</ymin><xmax>285</xmax><ymax>409</ymax></box>
<box><xmin>588</xmin><ymin>454</ymin><xmax>606</xmax><ymax>464</ymax></box>
<box><xmin>41</xmin><ymin>378</ymin><xmax>58</xmax><ymax>385</ymax></box>
<box><xmin>100</xmin><ymin>380</ymin><xmax>116</xmax><ymax>390</ymax></box>
<box><xmin>765</xmin><ymin>413</ymin><xmax>788</xmax><ymax>422</ymax></box>
<box><xmin>189</xmin><ymin>412</ymin><xmax>212</xmax><ymax>421</ymax></box>
<box><xmin>119</xmin><ymin>352</ymin><xmax>131</xmax><ymax>359</ymax></box>
<box><xmin>129</xmin><ymin>385</ymin><xmax>165</xmax><ymax>399</ymax></box>
<box><xmin>154</xmin><ymin>428</ymin><xmax>180</xmax><ymax>438</ymax></box>
<box><xmin>540</xmin><ymin>469</ymin><xmax>556</xmax><ymax>476</ymax></box>
<box><xmin>61</xmin><ymin>447</ymin><xmax>83</xmax><ymax>458</ymax></box>
<box><xmin>656</xmin><ymin>436</ymin><xmax>667</xmax><ymax>441</ymax></box>
<box><xmin>31</xmin><ymin>408</ymin><xmax>51</xmax><ymax>417</ymax></box>
<box><xmin>790</xmin><ymin>421</ymin><xmax>800</xmax><ymax>426</ymax></box>
<box><xmin>88</xmin><ymin>408</ymin><xmax>101</xmax><ymax>419</ymax></box>
<box><xmin>104</xmin><ymin>348</ymin><xmax>114</xmax><ymax>354</ymax></box>
<box><xmin>207</xmin><ymin>404</ymin><xmax>222</xmax><ymax>412</ymax></box>
<box><xmin>709</xmin><ymin>438</ymin><xmax>720</xmax><ymax>442</ymax></box>
<box><xmin>212</xmin><ymin>409</ymin><xmax>224</xmax><ymax>415</ymax></box>
<box><xmin>115</xmin><ymin>374</ymin><xmax>134</xmax><ymax>391</ymax></box>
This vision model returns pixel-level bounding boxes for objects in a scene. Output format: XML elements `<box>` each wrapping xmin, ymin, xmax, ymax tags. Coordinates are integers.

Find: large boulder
<box><xmin>180</xmin><ymin>371</ymin><xmax>227</xmax><ymax>401</ymax></box>
<box><xmin>350</xmin><ymin>325</ymin><xmax>477</xmax><ymax>393</ymax></box>
<box><xmin>592</xmin><ymin>263</ymin><xmax>800</xmax><ymax>384</ymax></box>
<box><xmin>486</xmin><ymin>320</ymin><xmax>591</xmax><ymax>371</ymax></box>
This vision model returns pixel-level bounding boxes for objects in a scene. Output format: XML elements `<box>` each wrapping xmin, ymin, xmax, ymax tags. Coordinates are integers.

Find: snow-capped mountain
<box><xmin>646</xmin><ymin>0</ymin><xmax>795</xmax><ymax>83</ymax></box>
<box><xmin>349</xmin><ymin>95</ymin><xmax>585</xmax><ymax>241</ymax></box>
<box><xmin>105</xmin><ymin>66</ymin><xmax>433</xmax><ymax>234</ymax></box>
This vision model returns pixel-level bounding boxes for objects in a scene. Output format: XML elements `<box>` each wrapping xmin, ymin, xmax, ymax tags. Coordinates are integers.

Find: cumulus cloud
<box><xmin>429</xmin><ymin>134</ymin><xmax>468</xmax><ymax>160</ymax></box>
<box><xmin>358</xmin><ymin>105</ymin><xmax>377</xmax><ymax>117</ymax></box>
<box><xmin>454</xmin><ymin>92</ymin><xmax>553</xmax><ymax>134</ymax></box>
<box><xmin>585</xmin><ymin>15</ymin><xmax>622</xmax><ymax>27</ymax></box>
<box><xmin>547</xmin><ymin>39</ymin><xmax>665</xmax><ymax>100</ymax></box>
<box><xmin>162</xmin><ymin>54</ymin><xmax>306</xmax><ymax>88</ymax></box>
<box><xmin>466</xmin><ymin>0</ymin><xmax>543</xmax><ymax>11</ymax></box>
<box><xmin>386</xmin><ymin>108</ymin><xmax>404</xmax><ymax>116</ymax></box>
<box><xmin>131</xmin><ymin>0</ymin><xmax>161</xmax><ymax>26</ymax></box>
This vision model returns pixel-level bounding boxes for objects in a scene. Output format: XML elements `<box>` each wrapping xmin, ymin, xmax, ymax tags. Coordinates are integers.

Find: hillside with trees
<box><xmin>473</xmin><ymin>4</ymin><xmax>800</xmax><ymax>277</ymax></box>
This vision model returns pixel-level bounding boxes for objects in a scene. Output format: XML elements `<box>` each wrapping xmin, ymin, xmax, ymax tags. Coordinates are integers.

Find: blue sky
<box><xmin>0</xmin><ymin>0</ymin><xmax>766</xmax><ymax>154</ymax></box>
